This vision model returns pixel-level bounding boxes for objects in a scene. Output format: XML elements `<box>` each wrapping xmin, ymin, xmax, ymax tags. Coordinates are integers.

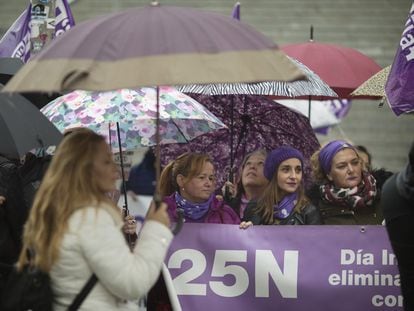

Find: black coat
<box><xmin>306</xmin><ymin>182</ymin><xmax>383</xmax><ymax>225</ymax></box>
<box><xmin>381</xmin><ymin>167</ymin><xmax>414</xmax><ymax>311</ymax></box>
<box><xmin>0</xmin><ymin>156</ymin><xmax>27</xmax><ymax>265</ymax></box>
<box><xmin>243</xmin><ymin>200</ymin><xmax>322</xmax><ymax>225</ymax></box>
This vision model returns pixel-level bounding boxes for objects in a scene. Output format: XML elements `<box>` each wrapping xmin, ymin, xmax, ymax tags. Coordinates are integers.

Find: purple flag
<box><xmin>315</xmin><ymin>99</ymin><xmax>352</xmax><ymax>135</ymax></box>
<box><xmin>385</xmin><ymin>2</ymin><xmax>414</xmax><ymax>116</ymax></box>
<box><xmin>0</xmin><ymin>0</ymin><xmax>75</xmax><ymax>63</ymax></box>
<box><xmin>54</xmin><ymin>0</ymin><xmax>76</xmax><ymax>37</ymax></box>
<box><xmin>0</xmin><ymin>6</ymin><xmax>31</xmax><ymax>62</ymax></box>
<box><xmin>231</xmin><ymin>2</ymin><xmax>240</xmax><ymax>20</ymax></box>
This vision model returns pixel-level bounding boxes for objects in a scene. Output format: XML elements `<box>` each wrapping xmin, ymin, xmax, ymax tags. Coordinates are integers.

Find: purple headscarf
<box><xmin>318</xmin><ymin>140</ymin><xmax>356</xmax><ymax>174</ymax></box>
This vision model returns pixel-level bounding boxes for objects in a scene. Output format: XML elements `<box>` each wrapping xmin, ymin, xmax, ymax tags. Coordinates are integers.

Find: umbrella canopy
<box><xmin>0</xmin><ymin>57</ymin><xmax>23</xmax><ymax>82</ymax></box>
<box><xmin>4</xmin><ymin>4</ymin><xmax>304</xmax><ymax>93</ymax></box>
<box><xmin>41</xmin><ymin>86</ymin><xmax>227</xmax><ymax>150</ymax></box>
<box><xmin>177</xmin><ymin>57</ymin><xmax>338</xmax><ymax>99</ymax></box>
<box><xmin>281</xmin><ymin>41</ymin><xmax>382</xmax><ymax>98</ymax></box>
<box><xmin>351</xmin><ymin>65</ymin><xmax>390</xmax><ymax>98</ymax></box>
<box><xmin>0</xmin><ymin>57</ymin><xmax>60</xmax><ymax>109</ymax></box>
<box><xmin>0</xmin><ymin>92</ymin><xmax>62</xmax><ymax>159</ymax></box>
<box><xmin>161</xmin><ymin>94</ymin><xmax>320</xmax><ymax>187</ymax></box>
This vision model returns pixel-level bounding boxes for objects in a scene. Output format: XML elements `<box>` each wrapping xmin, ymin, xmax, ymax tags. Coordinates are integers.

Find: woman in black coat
<box><xmin>241</xmin><ymin>146</ymin><xmax>321</xmax><ymax>228</ymax></box>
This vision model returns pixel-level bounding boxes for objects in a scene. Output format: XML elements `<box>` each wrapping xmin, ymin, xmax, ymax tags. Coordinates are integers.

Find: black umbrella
<box><xmin>0</xmin><ymin>91</ymin><xmax>63</xmax><ymax>159</ymax></box>
<box><xmin>0</xmin><ymin>57</ymin><xmax>60</xmax><ymax>109</ymax></box>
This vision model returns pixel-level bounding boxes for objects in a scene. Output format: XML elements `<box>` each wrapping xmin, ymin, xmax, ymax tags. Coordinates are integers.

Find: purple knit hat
<box><xmin>318</xmin><ymin>140</ymin><xmax>356</xmax><ymax>174</ymax></box>
<box><xmin>263</xmin><ymin>146</ymin><xmax>304</xmax><ymax>181</ymax></box>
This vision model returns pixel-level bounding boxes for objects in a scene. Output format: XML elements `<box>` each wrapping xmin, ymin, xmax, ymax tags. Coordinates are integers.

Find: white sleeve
<box><xmin>76</xmin><ymin>208</ymin><xmax>173</xmax><ymax>300</ymax></box>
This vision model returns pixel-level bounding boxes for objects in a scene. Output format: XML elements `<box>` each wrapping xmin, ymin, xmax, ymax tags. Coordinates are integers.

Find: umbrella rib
<box><xmin>171</xmin><ymin>119</ymin><xmax>190</xmax><ymax>143</ymax></box>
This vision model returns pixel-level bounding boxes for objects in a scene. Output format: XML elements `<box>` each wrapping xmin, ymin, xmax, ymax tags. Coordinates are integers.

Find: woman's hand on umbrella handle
<box><xmin>147</xmin><ymin>201</ymin><xmax>170</xmax><ymax>228</ymax></box>
<box><xmin>0</xmin><ymin>196</ymin><xmax>5</xmax><ymax>205</ymax></box>
<box><xmin>222</xmin><ymin>181</ymin><xmax>236</xmax><ymax>199</ymax></box>
<box><xmin>123</xmin><ymin>214</ymin><xmax>137</xmax><ymax>235</ymax></box>
<box><xmin>239</xmin><ymin>221</ymin><xmax>253</xmax><ymax>230</ymax></box>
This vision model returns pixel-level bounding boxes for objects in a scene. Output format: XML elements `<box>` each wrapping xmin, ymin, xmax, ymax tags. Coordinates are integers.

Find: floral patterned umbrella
<box><xmin>41</xmin><ymin>86</ymin><xmax>227</xmax><ymax>151</ymax></box>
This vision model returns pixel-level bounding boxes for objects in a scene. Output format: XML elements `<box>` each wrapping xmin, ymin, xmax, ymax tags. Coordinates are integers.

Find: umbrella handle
<box><xmin>153</xmin><ymin>193</ymin><xmax>184</xmax><ymax>236</ymax></box>
<box><xmin>172</xmin><ymin>209</ymin><xmax>184</xmax><ymax>236</ymax></box>
<box><xmin>223</xmin><ymin>168</ymin><xmax>235</xmax><ymax>202</ymax></box>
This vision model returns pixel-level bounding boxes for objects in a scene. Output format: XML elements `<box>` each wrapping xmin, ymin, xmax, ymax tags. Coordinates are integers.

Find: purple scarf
<box><xmin>175</xmin><ymin>192</ymin><xmax>214</xmax><ymax>220</ymax></box>
<box><xmin>273</xmin><ymin>193</ymin><xmax>298</xmax><ymax>219</ymax></box>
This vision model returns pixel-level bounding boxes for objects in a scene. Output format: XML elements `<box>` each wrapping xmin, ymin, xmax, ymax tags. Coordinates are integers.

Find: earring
<box><xmin>182</xmin><ymin>188</ymin><xmax>185</xmax><ymax>192</ymax></box>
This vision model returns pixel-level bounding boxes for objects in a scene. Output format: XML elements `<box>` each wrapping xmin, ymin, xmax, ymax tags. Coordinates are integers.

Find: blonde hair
<box><xmin>18</xmin><ymin>129</ymin><xmax>118</xmax><ymax>271</ymax></box>
<box><xmin>158</xmin><ymin>152</ymin><xmax>214</xmax><ymax>198</ymax></box>
<box><xmin>310</xmin><ymin>146</ymin><xmax>362</xmax><ymax>184</ymax></box>
<box><xmin>310</xmin><ymin>149</ymin><xmax>328</xmax><ymax>184</ymax></box>
<box><xmin>254</xmin><ymin>163</ymin><xmax>308</xmax><ymax>224</ymax></box>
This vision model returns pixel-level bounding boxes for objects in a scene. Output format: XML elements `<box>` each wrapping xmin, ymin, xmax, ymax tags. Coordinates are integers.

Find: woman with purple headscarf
<box><xmin>240</xmin><ymin>146</ymin><xmax>321</xmax><ymax>228</ymax></box>
<box><xmin>308</xmin><ymin>140</ymin><xmax>380</xmax><ymax>225</ymax></box>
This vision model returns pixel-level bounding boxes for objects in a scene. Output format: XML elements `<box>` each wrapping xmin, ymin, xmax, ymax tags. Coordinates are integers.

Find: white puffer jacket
<box><xmin>50</xmin><ymin>203</ymin><xmax>173</xmax><ymax>310</ymax></box>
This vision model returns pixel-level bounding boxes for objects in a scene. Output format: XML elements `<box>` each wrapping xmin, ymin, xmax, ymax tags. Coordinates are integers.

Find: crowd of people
<box><xmin>0</xmin><ymin>128</ymin><xmax>412</xmax><ymax>310</ymax></box>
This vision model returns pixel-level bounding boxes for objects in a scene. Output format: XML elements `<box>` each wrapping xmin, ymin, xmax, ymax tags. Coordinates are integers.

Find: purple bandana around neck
<box><xmin>175</xmin><ymin>191</ymin><xmax>213</xmax><ymax>220</ymax></box>
<box><xmin>273</xmin><ymin>192</ymin><xmax>298</xmax><ymax>219</ymax></box>
<box><xmin>318</xmin><ymin>140</ymin><xmax>355</xmax><ymax>175</ymax></box>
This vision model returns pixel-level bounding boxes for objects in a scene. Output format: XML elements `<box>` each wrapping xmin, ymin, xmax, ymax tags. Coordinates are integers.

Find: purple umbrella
<box><xmin>161</xmin><ymin>94</ymin><xmax>320</xmax><ymax>188</ymax></box>
<box><xmin>4</xmin><ymin>4</ymin><xmax>304</xmax><ymax>93</ymax></box>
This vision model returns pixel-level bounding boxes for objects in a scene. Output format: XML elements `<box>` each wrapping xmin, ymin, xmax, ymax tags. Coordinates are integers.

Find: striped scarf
<box><xmin>320</xmin><ymin>172</ymin><xmax>377</xmax><ymax>210</ymax></box>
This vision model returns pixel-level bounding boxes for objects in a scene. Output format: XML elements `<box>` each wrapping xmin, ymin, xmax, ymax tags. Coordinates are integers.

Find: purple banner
<box><xmin>165</xmin><ymin>224</ymin><xmax>402</xmax><ymax>310</ymax></box>
<box><xmin>385</xmin><ymin>2</ymin><xmax>414</xmax><ymax>116</ymax></box>
<box><xmin>0</xmin><ymin>0</ymin><xmax>75</xmax><ymax>62</ymax></box>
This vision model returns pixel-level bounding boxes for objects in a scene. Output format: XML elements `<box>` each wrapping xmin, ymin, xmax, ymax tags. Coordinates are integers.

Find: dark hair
<box><xmin>355</xmin><ymin>145</ymin><xmax>371</xmax><ymax>165</ymax></box>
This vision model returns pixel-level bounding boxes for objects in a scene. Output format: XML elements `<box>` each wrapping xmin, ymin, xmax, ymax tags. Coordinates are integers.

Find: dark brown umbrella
<box><xmin>0</xmin><ymin>57</ymin><xmax>59</xmax><ymax>109</ymax></box>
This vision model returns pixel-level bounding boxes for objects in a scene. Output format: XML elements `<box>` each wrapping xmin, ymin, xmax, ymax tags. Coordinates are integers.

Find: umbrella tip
<box><xmin>309</xmin><ymin>25</ymin><xmax>314</xmax><ymax>42</ymax></box>
<box><xmin>150</xmin><ymin>1</ymin><xmax>160</xmax><ymax>6</ymax></box>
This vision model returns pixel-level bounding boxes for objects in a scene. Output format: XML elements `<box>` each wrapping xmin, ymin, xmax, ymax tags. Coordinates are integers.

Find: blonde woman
<box><xmin>159</xmin><ymin>152</ymin><xmax>240</xmax><ymax>224</ymax></box>
<box><xmin>308</xmin><ymin>140</ymin><xmax>379</xmax><ymax>225</ymax></box>
<box><xmin>17</xmin><ymin>129</ymin><xmax>172</xmax><ymax>310</ymax></box>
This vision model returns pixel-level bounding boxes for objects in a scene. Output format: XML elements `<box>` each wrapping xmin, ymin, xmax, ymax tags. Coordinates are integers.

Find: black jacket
<box><xmin>380</xmin><ymin>160</ymin><xmax>414</xmax><ymax>311</ymax></box>
<box><xmin>0</xmin><ymin>156</ymin><xmax>27</xmax><ymax>265</ymax></box>
<box><xmin>243</xmin><ymin>200</ymin><xmax>322</xmax><ymax>225</ymax></box>
<box><xmin>306</xmin><ymin>183</ymin><xmax>383</xmax><ymax>225</ymax></box>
